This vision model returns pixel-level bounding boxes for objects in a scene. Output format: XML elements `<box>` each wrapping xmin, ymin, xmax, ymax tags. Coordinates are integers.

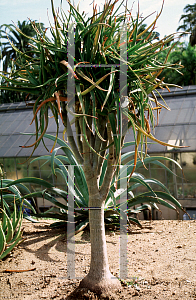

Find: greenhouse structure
<box><xmin>0</xmin><ymin>85</ymin><xmax>196</xmax><ymax>220</ymax></box>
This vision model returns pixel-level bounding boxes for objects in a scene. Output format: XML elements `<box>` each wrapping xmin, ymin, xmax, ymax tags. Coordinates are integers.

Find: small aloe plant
<box><xmin>0</xmin><ymin>198</ymin><xmax>23</xmax><ymax>260</ymax></box>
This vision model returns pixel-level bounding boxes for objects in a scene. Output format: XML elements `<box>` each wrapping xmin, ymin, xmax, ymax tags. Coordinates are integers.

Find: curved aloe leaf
<box><xmin>128</xmin><ymin>191</ymin><xmax>182</xmax><ymax>210</ymax></box>
<box><xmin>6</xmin><ymin>178</ymin><xmax>54</xmax><ymax>189</ymax></box>
<box><xmin>0</xmin><ymin>233</ymin><xmax>23</xmax><ymax>260</ymax></box>
<box><xmin>0</xmin><ymin>223</ymin><xmax>6</xmax><ymax>257</ymax></box>
<box><xmin>128</xmin><ymin>217</ymin><xmax>142</xmax><ymax>228</ymax></box>
<box><xmin>0</xmin><ymin>208</ymin><xmax>13</xmax><ymax>243</ymax></box>
<box><xmin>8</xmin><ymin>208</ymin><xmax>23</xmax><ymax>244</ymax></box>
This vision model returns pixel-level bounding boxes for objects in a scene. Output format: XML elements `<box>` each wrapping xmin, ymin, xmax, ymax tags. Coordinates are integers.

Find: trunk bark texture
<box><xmin>79</xmin><ymin>175</ymin><xmax>121</xmax><ymax>294</ymax></box>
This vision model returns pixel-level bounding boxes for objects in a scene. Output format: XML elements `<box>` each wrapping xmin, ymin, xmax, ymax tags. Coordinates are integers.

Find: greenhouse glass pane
<box><xmin>167</xmin><ymin>183</ymin><xmax>175</xmax><ymax>196</ymax></box>
<box><xmin>181</xmin><ymin>99</ymin><xmax>195</xmax><ymax>109</ymax></box>
<box><xmin>28</xmin><ymin>159</ymin><xmax>40</xmax><ymax>179</ymax></box>
<box><xmin>160</xmin><ymin>109</ymin><xmax>179</xmax><ymax>125</ymax></box>
<box><xmin>182</xmin><ymin>168</ymin><xmax>196</xmax><ymax>184</ymax></box>
<box><xmin>183</xmin><ymin>183</ymin><xmax>196</xmax><ymax>199</ymax></box>
<box><xmin>177</xmin><ymin>184</ymin><xmax>184</xmax><ymax>199</ymax></box>
<box><xmin>186</xmin><ymin>125</ymin><xmax>196</xmax><ymax>140</ymax></box>
<box><xmin>39</xmin><ymin>160</ymin><xmax>54</xmax><ymax>185</ymax></box>
<box><xmin>180</xmin><ymin>152</ymin><xmax>196</xmax><ymax>184</ymax></box>
<box><xmin>150</xmin><ymin>169</ymin><xmax>166</xmax><ymax>183</ymax></box>
<box><xmin>136</xmin><ymin>167</ymin><xmax>150</xmax><ymax>178</ymax></box>
<box><xmin>4</xmin><ymin>158</ymin><xmax>17</xmax><ymax>180</ymax></box>
<box><xmin>176</xmin><ymin>108</ymin><xmax>194</xmax><ymax>124</ymax></box>
<box><xmin>175</xmin><ymin>168</ymin><xmax>184</xmax><ymax>184</ymax></box>
<box><xmin>54</xmin><ymin>172</ymin><xmax>67</xmax><ymax>186</ymax></box>
<box><xmin>134</xmin><ymin>185</ymin><xmax>148</xmax><ymax>196</ymax></box>
<box><xmin>15</xmin><ymin>158</ymin><xmax>28</xmax><ymax>179</ymax></box>
<box><xmin>181</xmin><ymin>152</ymin><xmax>195</xmax><ymax>168</ymax></box>
<box><xmin>0</xmin><ymin>158</ymin><xmax>4</xmax><ymax>177</ymax></box>
<box><xmin>40</xmin><ymin>170</ymin><xmax>53</xmax><ymax>184</ymax></box>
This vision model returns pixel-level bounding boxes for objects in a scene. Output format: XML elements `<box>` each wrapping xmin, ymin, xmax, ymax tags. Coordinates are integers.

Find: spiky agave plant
<box><xmin>28</xmin><ymin>134</ymin><xmax>184</xmax><ymax>231</ymax></box>
<box><xmin>0</xmin><ymin>0</ymin><xmax>185</xmax><ymax>295</ymax></box>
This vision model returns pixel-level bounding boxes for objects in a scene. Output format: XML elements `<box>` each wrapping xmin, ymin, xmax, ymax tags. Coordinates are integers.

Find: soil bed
<box><xmin>0</xmin><ymin>220</ymin><xmax>196</xmax><ymax>299</ymax></box>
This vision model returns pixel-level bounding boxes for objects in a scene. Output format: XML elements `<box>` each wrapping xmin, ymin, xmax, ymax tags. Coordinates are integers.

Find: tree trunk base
<box><xmin>78</xmin><ymin>273</ymin><xmax>122</xmax><ymax>295</ymax></box>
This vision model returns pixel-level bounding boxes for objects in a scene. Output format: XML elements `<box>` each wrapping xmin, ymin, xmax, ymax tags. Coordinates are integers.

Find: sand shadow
<box><xmin>21</xmin><ymin>225</ymin><xmax>91</xmax><ymax>263</ymax></box>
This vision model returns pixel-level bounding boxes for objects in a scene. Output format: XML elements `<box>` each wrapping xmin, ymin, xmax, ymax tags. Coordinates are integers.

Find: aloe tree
<box><xmin>0</xmin><ymin>0</ymin><xmax>184</xmax><ymax>295</ymax></box>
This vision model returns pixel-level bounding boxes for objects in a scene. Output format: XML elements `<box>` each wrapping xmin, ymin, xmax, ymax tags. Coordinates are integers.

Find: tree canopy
<box><xmin>158</xmin><ymin>42</ymin><xmax>196</xmax><ymax>86</ymax></box>
<box><xmin>0</xmin><ymin>20</ymin><xmax>45</xmax><ymax>72</ymax></box>
<box><xmin>0</xmin><ymin>20</ymin><xmax>45</xmax><ymax>103</ymax></box>
<box><xmin>177</xmin><ymin>3</ymin><xmax>196</xmax><ymax>46</ymax></box>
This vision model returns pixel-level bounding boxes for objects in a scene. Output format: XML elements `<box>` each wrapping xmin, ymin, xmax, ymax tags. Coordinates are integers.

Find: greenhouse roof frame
<box><xmin>0</xmin><ymin>85</ymin><xmax>196</xmax><ymax>157</ymax></box>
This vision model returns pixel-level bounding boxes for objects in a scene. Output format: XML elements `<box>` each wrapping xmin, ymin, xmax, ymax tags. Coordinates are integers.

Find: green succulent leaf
<box><xmin>0</xmin><ymin>223</ymin><xmax>6</xmax><ymax>257</ymax></box>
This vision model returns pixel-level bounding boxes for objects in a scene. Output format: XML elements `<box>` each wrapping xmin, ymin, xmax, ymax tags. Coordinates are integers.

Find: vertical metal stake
<box><xmin>67</xmin><ymin>165</ymin><xmax>75</xmax><ymax>278</ymax></box>
<box><xmin>120</xmin><ymin>165</ymin><xmax>128</xmax><ymax>279</ymax></box>
<box><xmin>67</xmin><ymin>22</ymin><xmax>75</xmax><ymax>136</ymax></box>
<box><xmin>119</xmin><ymin>18</ymin><xmax>128</xmax><ymax>280</ymax></box>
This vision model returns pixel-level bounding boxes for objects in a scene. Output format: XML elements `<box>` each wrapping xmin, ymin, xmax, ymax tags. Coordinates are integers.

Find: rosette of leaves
<box><xmin>0</xmin><ymin>174</ymin><xmax>40</xmax><ymax>259</ymax></box>
<box><xmin>28</xmin><ymin>134</ymin><xmax>184</xmax><ymax>231</ymax></box>
<box><xmin>1</xmin><ymin>178</ymin><xmax>38</xmax><ymax>221</ymax></box>
<box><xmin>1</xmin><ymin>164</ymin><xmax>37</xmax><ymax>220</ymax></box>
<box><xmin>0</xmin><ymin>0</ymin><xmax>182</xmax><ymax>160</ymax></box>
<box><xmin>0</xmin><ymin>197</ymin><xmax>23</xmax><ymax>260</ymax></box>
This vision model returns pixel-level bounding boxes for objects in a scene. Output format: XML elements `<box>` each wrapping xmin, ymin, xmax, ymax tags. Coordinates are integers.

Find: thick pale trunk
<box><xmin>88</xmin><ymin>205</ymin><xmax>110</xmax><ymax>280</ymax></box>
<box><xmin>79</xmin><ymin>176</ymin><xmax>121</xmax><ymax>294</ymax></box>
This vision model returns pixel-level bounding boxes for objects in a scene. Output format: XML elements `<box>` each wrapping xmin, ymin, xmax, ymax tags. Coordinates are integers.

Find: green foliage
<box><xmin>0</xmin><ymin>0</ymin><xmax>182</xmax><ymax>158</ymax></box>
<box><xmin>0</xmin><ymin>77</ymin><xmax>35</xmax><ymax>104</ymax></box>
<box><xmin>177</xmin><ymin>3</ymin><xmax>196</xmax><ymax>46</ymax></box>
<box><xmin>177</xmin><ymin>3</ymin><xmax>196</xmax><ymax>33</ymax></box>
<box><xmin>0</xmin><ymin>194</ymin><xmax>23</xmax><ymax>260</ymax></box>
<box><xmin>28</xmin><ymin>134</ymin><xmax>184</xmax><ymax>231</ymax></box>
<box><xmin>0</xmin><ymin>20</ymin><xmax>45</xmax><ymax>72</ymax></box>
<box><xmin>1</xmin><ymin>177</ymin><xmax>37</xmax><ymax>222</ymax></box>
<box><xmin>158</xmin><ymin>42</ymin><xmax>196</xmax><ymax>86</ymax></box>
<box><xmin>0</xmin><ymin>20</ymin><xmax>45</xmax><ymax>103</ymax></box>
<box><xmin>137</xmin><ymin>23</ymin><xmax>160</xmax><ymax>41</ymax></box>
<box><xmin>0</xmin><ymin>1</ymin><xmax>186</xmax><ymax>233</ymax></box>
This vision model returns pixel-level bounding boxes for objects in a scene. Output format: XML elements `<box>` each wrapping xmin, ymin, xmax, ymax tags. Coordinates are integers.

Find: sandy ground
<box><xmin>0</xmin><ymin>220</ymin><xmax>196</xmax><ymax>299</ymax></box>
